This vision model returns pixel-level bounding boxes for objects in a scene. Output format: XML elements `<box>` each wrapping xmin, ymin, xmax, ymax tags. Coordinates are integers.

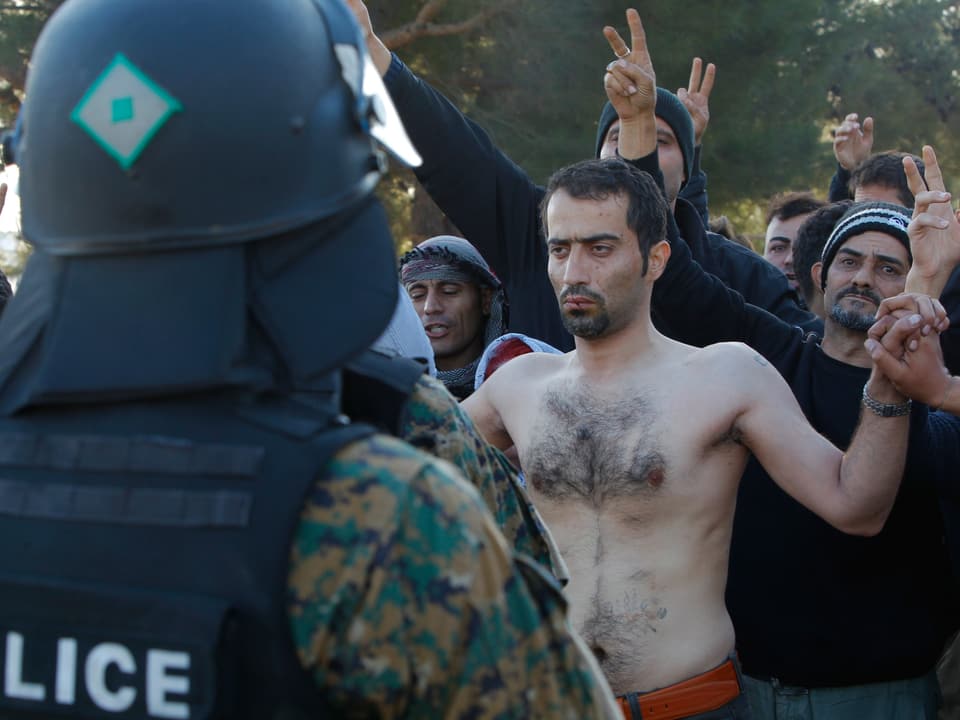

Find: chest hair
<box><xmin>523</xmin><ymin>385</ymin><xmax>666</xmax><ymax>505</ymax></box>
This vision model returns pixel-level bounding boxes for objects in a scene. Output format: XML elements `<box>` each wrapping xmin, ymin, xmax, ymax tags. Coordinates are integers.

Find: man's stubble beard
<box><xmin>828</xmin><ymin>287</ymin><xmax>884</xmax><ymax>332</ymax></box>
<box><xmin>559</xmin><ymin>285</ymin><xmax>611</xmax><ymax>339</ymax></box>
<box><xmin>828</xmin><ymin>304</ymin><xmax>875</xmax><ymax>332</ymax></box>
<box><xmin>562</xmin><ymin>309</ymin><xmax>611</xmax><ymax>339</ymax></box>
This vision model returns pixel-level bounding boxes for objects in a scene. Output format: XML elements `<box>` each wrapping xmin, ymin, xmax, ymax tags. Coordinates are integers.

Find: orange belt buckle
<box><xmin>617</xmin><ymin>658</ymin><xmax>741</xmax><ymax>720</ymax></box>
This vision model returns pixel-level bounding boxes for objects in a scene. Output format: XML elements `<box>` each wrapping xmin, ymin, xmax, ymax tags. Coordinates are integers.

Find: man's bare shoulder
<box><xmin>681</xmin><ymin>342</ymin><xmax>791</xmax><ymax>413</ymax></box>
<box><xmin>666</xmin><ymin>342</ymin><xmax>780</xmax><ymax>405</ymax></box>
<box><xmin>484</xmin><ymin>350</ymin><xmax>570</xmax><ymax>387</ymax></box>
<box><xmin>683</xmin><ymin>341</ymin><xmax>771</xmax><ymax>374</ymax></box>
<box><xmin>464</xmin><ymin>351</ymin><xmax>570</xmax><ymax>443</ymax></box>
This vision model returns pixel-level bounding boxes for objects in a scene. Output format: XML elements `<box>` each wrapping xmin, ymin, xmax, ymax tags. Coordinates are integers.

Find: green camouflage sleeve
<box><xmin>399</xmin><ymin>374</ymin><xmax>568</xmax><ymax>583</ymax></box>
<box><xmin>287</xmin><ymin>433</ymin><xmax>619</xmax><ymax>720</ymax></box>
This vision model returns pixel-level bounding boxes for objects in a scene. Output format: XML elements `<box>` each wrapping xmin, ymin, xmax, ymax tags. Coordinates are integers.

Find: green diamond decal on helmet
<box><xmin>71</xmin><ymin>53</ymin><xmax>182</xmax><ymax>170</ymax></box>
<box><xmin>111</xmin><ymin>97</ymin><xmax>134</xmax><ymax>123</ymax></box>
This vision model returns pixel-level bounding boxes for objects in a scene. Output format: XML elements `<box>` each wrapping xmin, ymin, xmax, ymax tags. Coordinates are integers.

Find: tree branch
<box><xmin>381</xmin><ymin>1</ymin><xmax>511</xmax><ymax>50</ymax></box>
<box><xmin>415</xmin><ymin>0</ymin><xmax>448</xmax><ymax>25</ymax></box>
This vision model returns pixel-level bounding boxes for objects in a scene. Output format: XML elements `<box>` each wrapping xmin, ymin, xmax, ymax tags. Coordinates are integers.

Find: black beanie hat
<box><xmin>819</xmin><ymin>201</ymin><xmax>912</xmax><ymax>290</ymax></box>
<box><xmin>594</xmin><ymin>87</ymin><xmax>695</xmax><ymax>185</ymax></box>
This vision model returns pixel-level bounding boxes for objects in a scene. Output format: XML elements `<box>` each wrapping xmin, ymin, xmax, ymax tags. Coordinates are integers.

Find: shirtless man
<box><xmin>461</xmin><ymin>148</ymin><xmax>923</xmax><ymax>716</ymax></box>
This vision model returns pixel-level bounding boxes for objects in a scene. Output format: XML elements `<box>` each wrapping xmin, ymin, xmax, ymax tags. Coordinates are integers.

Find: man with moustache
<box><xmin>399</xmin><ymin>235</ymin><xmax>508</xmax><ymax>400</ymax></box>
<box><xmin>604</xmin><ymin>15</ymin><xmax>960</xmax><ymax>713</ymax></box>
<box><xmin>463</xmin><ymin>155</ymin><xmax>921</xmax><ymax>720</ymax></box>
<box><xmin>648</xmin><ymin>183</ymin><xmax>960</xmax><ymax>718</ymax></box>
<box><xmin>498</xmin><ymin>13</ymin><xmax>960</xmax><ymax>718</ymax></box>
<box><xmin>347</xmin><ymin>0</ymin><xmax>815</xmax><ymax>352</ymax></box>
<box><xmin>828</xmin><ymin>114</ymin><xmax>960</xmax><ymax>377</ymax></box>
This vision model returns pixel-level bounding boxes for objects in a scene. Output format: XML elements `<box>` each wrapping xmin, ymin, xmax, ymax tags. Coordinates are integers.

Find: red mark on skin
<box><xmin>648</xmin><ymin>468</ymin><xmax>664</xmax><ymax>488</ymax></box>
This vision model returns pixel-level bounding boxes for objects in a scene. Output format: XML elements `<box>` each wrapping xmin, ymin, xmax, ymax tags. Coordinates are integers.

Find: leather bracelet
<box><xmin>862</xmin><ymin>385</ymin><xmax>912</xmax><ymax>417</ymax></box>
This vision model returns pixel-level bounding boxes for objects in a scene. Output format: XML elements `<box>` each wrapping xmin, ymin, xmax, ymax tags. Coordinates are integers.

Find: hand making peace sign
<box><xmin>602</xmin><ymin>9</ymin><xmax>656</xmax><ymax>124</ymax></box>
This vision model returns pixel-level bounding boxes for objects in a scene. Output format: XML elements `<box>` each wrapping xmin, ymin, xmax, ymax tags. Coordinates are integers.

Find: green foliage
<box><xmin>1</xmin><ymin>0</ymin><xmax>957</xmax><ymax>252</ymax></box>
<box><xmin>0</xmin><ymin>0</ymin><xmax>63</xmax><ymax>125</ymax></box>
<box><xmin>370</xmin><ymin>0</ymin><xmax>959</xmax><ymax>240</ymax></box>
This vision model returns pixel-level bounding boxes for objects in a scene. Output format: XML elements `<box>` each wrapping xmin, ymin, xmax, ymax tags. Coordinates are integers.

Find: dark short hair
<box><xmin>849</xmin><ymin>151</ymin><xmax>925</xmax><ymax>208</ymax></box>
<box><xmin>765</xmin><ymin>191</ymin><xmax>827</xmax><ymax>226</ymax></box>
<box><xmin>792</xmin><ymin>200</ymin><xmax>852</xmax><ymax>304</ymax></box>
<box><xmin>540</xmin><ymin>158</ymin><xmax>668</xmax><ymax>274</ymax></box>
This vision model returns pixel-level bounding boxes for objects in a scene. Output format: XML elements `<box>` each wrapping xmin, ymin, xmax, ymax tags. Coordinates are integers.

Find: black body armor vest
<box><xmin>342</xmin><ymin>350</ymin><xmax>427</xmax><ymax>435</ymax></box>
<box><xmin>0</xmin><ymin>391</ymin><xmax>370</xmax><ymax>719</ymax></box>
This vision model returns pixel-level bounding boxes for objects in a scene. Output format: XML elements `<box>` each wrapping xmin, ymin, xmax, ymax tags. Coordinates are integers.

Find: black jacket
<box><xmin>384</xmin><ymin>55</ymin><xmax>818</xmax><ymax>350</ymax></box>
<box><xmin>652</xmin><ymin>207</ymin><xmax>960</xmax><ymax>685</ymax></box>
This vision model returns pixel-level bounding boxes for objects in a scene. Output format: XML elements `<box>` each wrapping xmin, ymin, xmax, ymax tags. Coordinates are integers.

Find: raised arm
<box><xmin>894</xmin><ymin>145</ymin><xmax>960</xmax><ymax>375</ymax></box>
<box><xmin>828</xmin><ymin>112</ymin><xmax>874</xmax><ymax>202</ymax></box>
<box><xmin>603</xmin><ymin>8</ymin><xmax>657</xmax><ymax>161</ymax></box>
<box><xmin>345</xmin><ymin>0</ymin><xmax>392</xmax><ymax>74</ymax></box>
<box><xmin>678</xmin><ymin>57</ymin><xmax>714</xmax><ymax>149</ymax></box>
<box><xmin>607</xmin><ymin>21</ymin><xmax>816</xmax><ymax>336</ymax></box>
<box><xmin>834</xmin><ymin>113</ymin><xmax>874</xmax><ymax>174</ymax></box>
<box><xmin>732</xmin><ymin>343</ymin><xmax>910</xmax><ymax>536</ymax></box>
<box><xmin>676</xmin><ymin>57</ymin><xmax>715</xmax><ymax>223</ymax></box>
<box><xmin>345</xmin><ymin>0</ymin><xmax>569</xmax><ymax>347</ymax></box>
<box><xmin>345</xmin><ymin>0</ymin><xmax>544</xmax><ymax>287</ymax></box>
<box><xmin>900</xmin><ymin>146</ymin><xmax>960</xmax><ymax>297</ymax></box>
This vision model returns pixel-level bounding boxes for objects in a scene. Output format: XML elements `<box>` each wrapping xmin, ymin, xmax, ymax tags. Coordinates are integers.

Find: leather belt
<box><xmin>617</xmin><ymin>657</ymin><xmax>741</xmax><ymax>720</ymax></box>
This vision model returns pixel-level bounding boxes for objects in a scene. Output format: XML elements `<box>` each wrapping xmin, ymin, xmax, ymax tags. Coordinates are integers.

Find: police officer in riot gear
<box><xmin>0</xmin><ymin>0</ymin><xmax>620</xmax><ymax>718</ymax></box>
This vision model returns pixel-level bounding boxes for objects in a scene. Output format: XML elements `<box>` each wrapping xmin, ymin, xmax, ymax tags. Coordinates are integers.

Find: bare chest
<box><xmin>520</xmin><ymin>386</ymin><xmax>668</xmax><ymax>505</ymax></box>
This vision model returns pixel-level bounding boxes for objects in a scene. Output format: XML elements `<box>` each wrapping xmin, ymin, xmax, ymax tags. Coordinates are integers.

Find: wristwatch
<box><xmin>862</xmin><ymin>385</ymin><xmax>912</xmax><ymax>417</ymax></box>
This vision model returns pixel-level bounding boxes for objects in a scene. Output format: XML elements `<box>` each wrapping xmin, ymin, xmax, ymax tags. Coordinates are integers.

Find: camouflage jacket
<box><xmin>399</xmin><ymin>374</ymin><xmax>569</xmax><ymax>584</ymax></box>
<box><xmin>287</xmin><ymin>433</ymin><xmax>618</xmax><ymax>719</ymax></box>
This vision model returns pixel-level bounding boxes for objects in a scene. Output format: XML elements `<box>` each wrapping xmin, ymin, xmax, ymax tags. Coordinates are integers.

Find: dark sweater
<box><xmin>384</xmin><ymin>54</ymin><xmax>818</xmax><ymax>351</ymax></box>
<box><xmin>651</xmin><ymin>189</ymin><xmax>960</xmax><ymax>685</ymax></box>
